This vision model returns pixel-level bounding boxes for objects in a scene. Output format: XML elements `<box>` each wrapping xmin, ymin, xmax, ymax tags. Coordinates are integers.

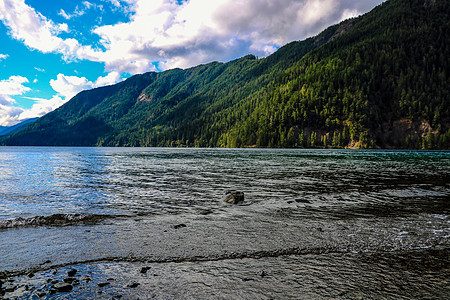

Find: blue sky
<box><xmin>0</xmin><ymin>0</ymin><xmax>384</xmax><ymax>126</ymax></box>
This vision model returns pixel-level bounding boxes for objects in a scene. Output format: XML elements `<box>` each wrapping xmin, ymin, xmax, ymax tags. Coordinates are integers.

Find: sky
<box><xmin>0</xmin><ymin>0</ymin><xmax>385</xmax><ymax>126</ymax></box>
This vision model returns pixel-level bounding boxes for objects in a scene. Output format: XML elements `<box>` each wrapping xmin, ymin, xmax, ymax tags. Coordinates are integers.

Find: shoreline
<box><xmin>2</xmin><ymin>247</ymin><xmax>449</xmax><ymax>299</ymax></box>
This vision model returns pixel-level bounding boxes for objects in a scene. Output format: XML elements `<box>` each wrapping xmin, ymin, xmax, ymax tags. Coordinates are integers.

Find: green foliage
<box><xmin>2</xmin><ymin>0</ymin><xmax>449</xmax><ymax>149</ymax></box>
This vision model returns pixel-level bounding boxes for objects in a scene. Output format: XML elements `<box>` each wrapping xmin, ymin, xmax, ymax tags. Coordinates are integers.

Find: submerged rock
<box><xmin>223</xmin><ymin>190</ymin><xmax>244</xmax><ymax>204</ymax></box>
<box><xmin>174</xmin><ymin>224</ymin><xmax>187</xmax><ymax>229</ymax></box>
<box><xmin>67</xmin><ymin>268</ymin><xmax>77</xmax><ymax>277</ymax></box>
<box><xmin>127</xmin><ymin>281</ymin><xmax>140</xmax><ymax>288</ymax></box>
<box><xmin>140</xmin><ymin>267</ymin><xmax>151</xmax><ymax>274</ymax></box>
<box><xmin>53</xmin><ymin>282</ymin><xmax>73</xmax><ymax>293</ymax></box>
<box><xmin>97</xmin><ymin>282</ymin><xmax>110</xmax><ymax>288</ymax></box>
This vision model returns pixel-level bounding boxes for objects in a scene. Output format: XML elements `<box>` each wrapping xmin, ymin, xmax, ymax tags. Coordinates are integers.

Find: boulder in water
<box><xmin>223</xmin><ymin>190</ymin><xmax>244</xmax><ymax>204</ymax></box>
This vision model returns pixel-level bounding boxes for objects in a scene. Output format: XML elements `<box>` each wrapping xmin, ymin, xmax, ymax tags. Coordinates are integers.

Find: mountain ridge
<box><xmin>2</xmin><ymin>0</ymin><xmax>449</xmax><ymax>149</ymax></box>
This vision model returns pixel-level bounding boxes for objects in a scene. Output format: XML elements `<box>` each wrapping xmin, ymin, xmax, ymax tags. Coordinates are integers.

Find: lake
<box><xmin>0</xmin><ymin>147</ymin><xmax>449</xmax><ymax>299</ymax></box>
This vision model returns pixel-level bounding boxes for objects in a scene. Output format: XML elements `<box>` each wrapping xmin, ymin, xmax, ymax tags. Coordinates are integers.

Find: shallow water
<box><xmin>0</xmin><ymin>147</ymin><xmax>449</xmax><ymax>298</ymax></box>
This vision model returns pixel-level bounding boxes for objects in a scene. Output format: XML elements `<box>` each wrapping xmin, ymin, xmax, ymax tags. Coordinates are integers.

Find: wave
<box><xmin>0</xmin><ymin>214</ymin><xmax>112</xmax><ymax>229</ymax></box>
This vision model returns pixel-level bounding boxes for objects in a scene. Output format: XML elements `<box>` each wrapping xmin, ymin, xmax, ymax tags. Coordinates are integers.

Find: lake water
<box><xmin>0</xmin><ymin>147</ymin><xmax>449</xmax><ymax>299</ymax></box>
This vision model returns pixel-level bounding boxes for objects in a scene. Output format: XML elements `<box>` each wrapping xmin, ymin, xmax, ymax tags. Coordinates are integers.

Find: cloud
<box><xmin>0</xmin><ymin>54</ymin><xmax>8</xmax><ymax>61</ymax></box>
<box><xmin>0</xmin><ymin>0</ymin><xmax>97</xmax><ymax>60</ymax></box>
<box><xmin>0</xmin><ymin>72</ymin><xmax>122</xmax><ymax>126</ymax></box>
<box><xmin>90</xmin><ymin>0</ymin><xmax>386</xmax><ymax>72</ymax></box>
<box><xmin>50</xmin><ymin>71</ymin><xmax>122</xmax><ymax>100</ymax></box>
<box><xmin>0</xmin><ymin>75</ymin><xmax>30</xmax><ymax>105</ymax></box>
<box><xmin>18</xmin><ymin>95</ymin><xmax>66</xmax><ymax>120</ymax></box>
<box><xmin>0</xmin><ymin>0</ymin><xmax>385</xmax><ymax>74</ymax></box>
<box><xmin>58</xmin><ymin>1</ymin><xmax>102</xmax><ymax>20</ymax></box>
<box><xmin>0</xmin><ymin>75</ymin><xmax>31</xmax><ymax>126</ymax></box>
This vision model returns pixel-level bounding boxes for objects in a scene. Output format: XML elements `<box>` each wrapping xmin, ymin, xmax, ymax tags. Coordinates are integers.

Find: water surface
<box><xmin>0</xmin><ymin>147</ymin><xmax>449</xmax><ymax>298</ymax></box>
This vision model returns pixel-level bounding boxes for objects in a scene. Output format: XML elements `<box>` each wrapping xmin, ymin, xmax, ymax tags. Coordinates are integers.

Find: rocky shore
<box><xmin>1</xmin><ymin>248</ymin><xmax>449</xmax><ymax>299</ymax></box>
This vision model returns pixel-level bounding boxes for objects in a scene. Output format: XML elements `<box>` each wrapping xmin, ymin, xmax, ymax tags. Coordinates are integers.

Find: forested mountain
<box><xmin>2</xmin><ymin>0</ymin><xmax>449</xmax><ymax>149</ymax></box>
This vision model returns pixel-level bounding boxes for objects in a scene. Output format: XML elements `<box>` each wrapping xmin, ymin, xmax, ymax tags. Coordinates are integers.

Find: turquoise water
<box><xmin>0</xmin><ymin>147</ymin><xmax>449</xmax><ymax>298</ymax></box>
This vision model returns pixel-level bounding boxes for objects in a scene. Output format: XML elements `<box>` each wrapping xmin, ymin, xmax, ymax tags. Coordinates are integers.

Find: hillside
<box><xmin>0</xmin><ymin>118</ymin><xmax>38</xmax><ymax>136</ymax></box>
<box><xmin>3</xmin><ymin>0</ymin><xmax>449</xmax><ymax>149</ymax></box>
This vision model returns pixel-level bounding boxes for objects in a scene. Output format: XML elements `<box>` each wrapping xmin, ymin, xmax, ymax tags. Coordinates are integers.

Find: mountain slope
<box><xmin>3</xmin><ymin>0</ymin><xmax>449</xmax><ymax>149</ymax></box>
<box><xmin>0</xmin><ymin>118</ymin><xmax>38</xmax><ymax>136</ymax></box>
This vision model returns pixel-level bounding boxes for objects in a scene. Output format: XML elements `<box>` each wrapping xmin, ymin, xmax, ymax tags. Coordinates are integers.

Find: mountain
<box><xmin>2</xmin><ymin>0</ymin><xmax>449</xmax><ymax>149</ymax></box>
<box><xmin>0</xmin><ymin>118</ymin><xmax>38</xmax><ymax>137</ymax></box>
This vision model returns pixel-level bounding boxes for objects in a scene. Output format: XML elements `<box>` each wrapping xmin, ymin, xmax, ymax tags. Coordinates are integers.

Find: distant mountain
<box><xmin>2</xmin><ymin>0</ymin><xmax>449</xmax><ymax>149</ymax></box>
<box><xmin>0</xmin><ymin>118</ymin><xmax>38</xmax><ymax>136</ymax></box>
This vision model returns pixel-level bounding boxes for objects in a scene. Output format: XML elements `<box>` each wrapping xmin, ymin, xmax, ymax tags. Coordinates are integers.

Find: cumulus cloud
<box><xmin>0</xmin><ymin>75</ymin><xmax>31</xmax><ymax>125</ymax></box>
<box><xmin>0</xmin><ymin>0</ymin><xmax>97</xmax><ymax>60</ymax></box>
<box><xmin>0</xmin><ymin>72</ymin><xmax>122</xmax><ymax>126</ymax></box>
<box><xmin>18</xmin><ymin>95</ymin><xmax>66</xmax><ymax>120</ymax></box>
<box><xmin>50</xmin><ymin>71</ymin><xmax>122</xmax><ymax>100</ymax></box>
<box><xmin>0</xmin><ymin>0</ymin><xmax>385</xmax><ymax>74</ymax></box>
<box><xmin>0</xmin><ymin>54</ymin><xmax>8</xmax><ymax>61</ymax></box>
<box><xmin>0</xmin><ymin>75</ymin><xmax>30</xmax><ymax>105</ymax></box>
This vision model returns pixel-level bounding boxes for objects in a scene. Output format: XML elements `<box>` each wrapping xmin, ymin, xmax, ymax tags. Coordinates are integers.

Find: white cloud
<box><xmin>0</xmin><ymin>75</ymin><xmax>30</xmax><ymax>104</ymax></box>
<box><xmin>0</xmin><ymin>0</ymin><xmax>385</xmax><ymax>74</ymax></box>
<box><xmin>18</xmin><ymin>95</ymin><xmax>66</xmax><ymax>120</ymax></box>
<box><xmin>0</xmin><ymin>0</ymin><xmax>98</xmax><ymax>61</ymax></box>
<box><xmin>50</xmin><ymin>72</ymin><xmax>122</xmax><ymax>100</ymax></box>
<box><xmin>0</xmin><ymin>75</ymin><xmax>31</xmax><ymax>126</ymax></box>
<box><xmin>0</xmin><ymin>54</ymin><xmax>8</xmax><ymax>61</ymax></box>
<box><xmin>0</xmin><ymin>72</ymin><xmax>122</xmax><ymax>126</ymax></box>
<box><xmin>50</xmin><ymin>74</ymin><xmax>94</xmax><ymax>100</ymax></box>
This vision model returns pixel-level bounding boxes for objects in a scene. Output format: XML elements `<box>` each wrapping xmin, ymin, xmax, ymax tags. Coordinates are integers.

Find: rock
<box><xmin>67</xmin><ymin>268</ymin><xmax>77</xmax><ymax>277</ymax></box>
<box><xmin>51</xmin><ymin>269</ymin><xmax>58</xmax><ymax>275</ymax></box>
<box><xmin>50</xmin><ymin>279</ymin><xmax>59</xmax><ymax>284</ymax></box>
<box><xmin>34</xmin><ymin>289</ymin><xmax>47</xmax><ymax>298</ymax></box>
<box><xmin>72</xmin><ymin>279</ymin><xmax>81</xmax><ymax>286</ymax></box>
<box><xmin>140</xmin><ymin>266</ymin><xmax>151</xmax><ymax>274</ymax></box>
<box><xmin>223</xmin><ymin>190</ymin><xmax>244</xmax><ymax>204</ymax></box>
<box><xmin>295</xmin><ymin>199</ymin><xmax>311</xmax><ymax>204</ymax></box>
<box><xmin>127</xmin><ymin>281</ymin><xmax>140</xmax><ymax>288</ymax></box>
<box><xmin>174</xmin><ymin>224</ymin><xmax>187</xmax><ymax>229</ymax></box>
<box><xmin>27</xmin><ymin>272</ymin><xmax>35</xmax><ymax>278</ymax></box>
<box><xmin>259</xmin><ymin>270</ymin><xmax>267</xmax><ymax>277</ymax></box>
<box><xmin>53</xmin><ymin>282</ymin><xmax>73</xmax><ymax>293</ymax></box>
<box><xmin>97</xmin><ymin>282</ymin><xmax>110</xmax><ymax>288</ymax></box>
<box><xmin>64</xmin><ymin>277</ymin><xmax>75</xmax><ymax>283</ymax></box>
<box><xmin>3</xmin><ymin>282</ymin><xmax>17</xmax><ymax>292</ymax></box>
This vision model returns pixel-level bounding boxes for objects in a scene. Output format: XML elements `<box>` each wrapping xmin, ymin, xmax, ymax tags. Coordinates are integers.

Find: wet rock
<box><xmin>67</xmin><ymin>268</ymin><xmax>77</xmax><ymax>277</ymax></box>
<box><xmin>98</xmin><ymin>282</ymin><xmax>110</xmax><ymax>288</ymax></box>
<box><xmin>107</xmin><ymin>278</ymin><xmax>116</xmax><ymax>282</ymax></box>
<box><xmin>27</xmin><ymin>272</ymin><xmax>35</xmax><ymax>278</ymax></box>
<box><xmin>51</xmin><ymin>269</ymin><xmax>58</xmax><ymax>275</ymax></box>
<box><xmin>34</xmin><ymin>289</ymin><xmax>47</xmax><ymax>298</ymax></box>
<box><xmin>50</xmin><ymin>279</ymin><xmax>59</xmax><ymax>284</ymax></box>
<box><xmin>295</xmin><ymin>199</ymin><xmax>311</xmax><ymax>204</ymax></box>
<box><xmin>140</xmin><ymin>266</ymin><xmax>151</xmax><ymax>274</ymax></box>
<box><xmin>3</xmin><ymin>282</ymin><xmax>17</xmax><ymax>292</ymax></box>
<box><xmin>72</xmin><ymin>279</ymin><xmax>81</xmax><ymax>286</ymax></box>
<box><xmin>223</xmin><ymin>190</ymin><xmax>244</xmax><ymax>204</ymax></box>
<box><xmin>53</xmin><ymin>282</ymin><xmax>73</xmax><ymax>293</ymax></box>
<box><xmin>127</xmin><ymin>281</ymin><xmax>140</xmax><ymax>288</ymax></box>
<box><xmin>174</xmin><ymin>224</ymin><xmax>187</xmax><ymax>229</ymax></box>
<box><xmin>64</xmin><ymin>277</ymin><xmax>75</xmax><ymax>283</ymax></box>
<box><xmin>259</xmin><ymin>270</ymin><xmax>267</xmax><ymax>277</ymax></box>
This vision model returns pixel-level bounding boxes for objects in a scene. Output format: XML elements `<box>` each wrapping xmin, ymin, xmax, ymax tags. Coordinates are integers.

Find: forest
<box><xmin>2</xmin><ymin>0</ymin><xmax>449</xmax><ymax>149</ymax></box>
